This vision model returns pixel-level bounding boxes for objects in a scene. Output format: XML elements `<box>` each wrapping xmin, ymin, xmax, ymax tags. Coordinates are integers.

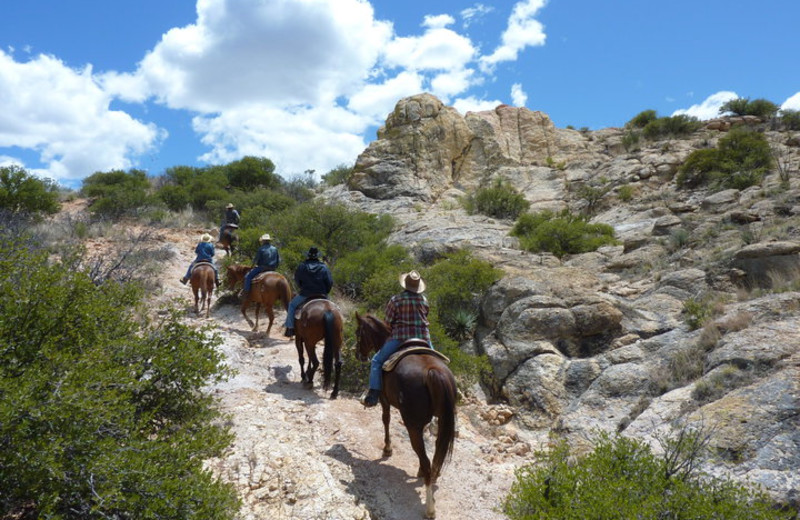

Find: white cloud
<box><xmin>480</xmin><ymin>0</ymin><xmax>547</xmax><ymax>70</ymax></box>
<box><xmin>461</xmin><ymin>4</ymin><xmax>494</xmax><ymax>28</ymax></box>
<box><xmin>452</xmin><ymin>96</ymin><xmax>502</xmax><ymax>115</ymax></box>
<box><xmin>0</xmin><ymin>50</ymin><xmax>163</xmax><ymax>184</ymax></box>
<box><xmin>347</xmin><ymin>71</ymin><xmax>425</xmax><ymax>125</ymax></box>
<box><xmin>511</xmin><ymin>83</ymin><xmax>527</xmax><ymax>107</ymax></box>
<box><xmin>672</xmin><ymin>90</ymin><xmax>738</xmax><ymax>120</ymax></box>
<box><xmin>423</xmin><ymin>14</ymin><xmax>455</xmax><ymax>29</ymax></box>
<box><xmin>782</xmin><ymin>92</ymin><xmax>800</xmax><ymax>111</ymax></box>
<box><xmin>383</xmin><ymin>26</ymin><xmax>476</xmax><ymax>72</ymax></box>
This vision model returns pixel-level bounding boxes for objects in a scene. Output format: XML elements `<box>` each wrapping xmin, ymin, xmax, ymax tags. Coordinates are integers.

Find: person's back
<box><xmin>295</xmin><ymin>258</ymin><xmax>332</xmax><ymax>296</ymax></box>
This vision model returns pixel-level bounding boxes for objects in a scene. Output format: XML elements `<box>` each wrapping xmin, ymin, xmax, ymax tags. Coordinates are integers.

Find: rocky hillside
<box><xmin>323</xmin><ymin>93</ymin><xmax>800</xmax><ymax>509</ymax></box>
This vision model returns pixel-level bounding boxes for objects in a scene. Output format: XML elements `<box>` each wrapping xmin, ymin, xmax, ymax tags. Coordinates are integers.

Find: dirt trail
<box><xmin>164</xmin><ymin>230</ymin><xmax>542</xmax><ymax>520</ymax></box>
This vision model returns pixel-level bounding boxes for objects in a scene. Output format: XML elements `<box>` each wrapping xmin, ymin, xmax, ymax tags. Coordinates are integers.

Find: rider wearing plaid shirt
<box><xmin>362</xmin><ymin>270</ymin><xmax>432</xmax><ymax>407</ymax></box>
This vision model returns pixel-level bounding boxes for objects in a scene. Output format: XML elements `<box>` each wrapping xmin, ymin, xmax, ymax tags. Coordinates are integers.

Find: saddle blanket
<box><xmin>383</xmin><ymin>346</ymin><xmax>450</xmax><ymax>372</ymax></box>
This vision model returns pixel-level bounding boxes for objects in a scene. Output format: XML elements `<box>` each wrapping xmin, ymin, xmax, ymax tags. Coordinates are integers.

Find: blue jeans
<box><xmin>243</xmin><ymin>266</ymin><xmax>267</xmax><ymax>292</ymax></box>
<box><xmin>368</xmin><ymin>339</ymin><xmax>404</xmax><ymax>391</ymax></box>
<box><xmin>284</xmin><ymin>294</ymin><xmax>307</xmax><ymax>329</ymax></box>
<box><xmin>185</xmin><ymin>262</ymin><xmax>218</xmax><ymax>283</ymax></box>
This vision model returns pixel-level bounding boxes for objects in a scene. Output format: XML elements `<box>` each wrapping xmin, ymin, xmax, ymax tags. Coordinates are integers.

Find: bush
<box><xmin>511</xmin><ymin>210</ymin><xmax>617</xmax><ymax>258</ymax></box>
<box><xmin>677</xmin><ymin>127</ymin><xmax>773</xmax><ymax>190</ymax></box>
<box><xmin>333</xmin><ymin>243</ymin><xmax>412</xmax><ymax>300</ymax></box>
<box><xmin>780</xmin><ymin>109</ymin><xmax>800</xmax><ymax>130</ymax></box>
<box><xmin>222</xmin><ymin>156</ymin><xmax>280</xmax><ymax>190</ymax></box>
<box><xmin>322</xmin><ymin>163</ymin><xmax>354</xmax><ymax>186</ymax></box>
<box><xmin>642</xmin><ymin>114</ymin><xmax>702</xmax><ymax>139</ymax></box>
<box><xmin>0</xmin><ymin>237</ymin><xmax>239</xmax><ymax>519</ymax></box>
<box><xmin>82</xmin><ymin>169</ymin><xmax>155</xmax><ymax>219</ymax></box>
<box><xmin>463</xmin><ymin>179</ymin><xmax>530</xmax><ymax>220</ymax></box>
<box><xmin>503</xmin><ymin>432</ymin><xmax>792</xmax><ymax>520</ymax></box>
<box><xmin>626</xmin><ymin>109</ymin><xmax>658</xmax><ymax>129</ymax></box>
<box><xmin>0</xmin><ymin>165</ymin><xmax>60</xmax><ymax>217</ymax></box>
<box><xmin>720</xmin><ymin>97</ymin><xmax>780</xmax><ymax>119</ymax></box>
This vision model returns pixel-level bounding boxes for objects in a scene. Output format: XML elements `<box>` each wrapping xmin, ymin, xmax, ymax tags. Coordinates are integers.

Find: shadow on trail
<box><xmin>325</xmin><ymin>443</ymin><xmax>430</xmax><ymax>520</ymax></box>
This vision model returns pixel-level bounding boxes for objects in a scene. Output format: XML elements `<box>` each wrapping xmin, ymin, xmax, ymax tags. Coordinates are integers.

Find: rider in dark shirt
<box><xmin>283</xmin><ymin>247</ymin><xmax>333</xmax><ymax>337</ymax></box>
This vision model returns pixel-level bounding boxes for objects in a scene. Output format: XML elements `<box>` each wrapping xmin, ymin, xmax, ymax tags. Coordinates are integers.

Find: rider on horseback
<box><xmin>283</xmin><ymin>247</ymin><xmax>333</xmax><ymax>338</ymax></box>
<box><xmin>362</xmin><ymin>270</ymin><xmax>431</xmax><ymax>407</ymax></box>
<box><xmin>241</xmin><ymin>233</ymin><xmax>280</xmax><ymax>298</ymax></box>
<box><xmin>180</xmin><ymin>233</ymin><xmax>221</xmax><ymax>288</ymax></box>
<box><xmin>219</xmin><ymin>203</ymin><xmax>240</xmax><ymax>241</ymax></box>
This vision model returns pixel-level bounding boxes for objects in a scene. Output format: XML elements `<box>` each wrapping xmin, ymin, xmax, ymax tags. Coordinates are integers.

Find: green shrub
<box><xmin>81</xmin><ymin>169</ymin><xmax>157</xmax><ymax>219</ymax></box>
<box><xmin>0</xmin><ymin>165</ymin><xmax>60</xmax><ymax>217</ymax></box>
<box><xmin>720</xmin><ymin>97</ymin><xmax>780</xmax><ymax>119</ymax></box>
<box><xmin>332</xmin><ymin>243</ymin><xmax>412</xmax><ymax>300</ymax></box>
<box><xmin>511</xmin><ymin>210</ymin><xmax>617</xmax><ymax>258</ymax></box>
<box><xmin>642</xmin><ymin>114</ymin><xmax>702</xmax><ymax>139</ymax></box>
<box><xmin>780</xmin><ymin>109</ymin><xmax>800</xmax><ymax>130</ymax></box>
<box><xmin>621</xmin><ymin>130</ymin><xmax>641</xmax><ymax>152</ymax></box>
<box><xmin>158</xmin><ymin>184</ymin><xmax>191</xmax><ymax>211</ymax></box>
<box><xmin>0</xmin><ymin>238</ymin><xmax>239</xmax><ymax>519</ymax></box>
<box><xmin>222</xmin><ymin>156</ymin><xmax>280</xmax><ymax>190</ymax></box>
<box><xmin>504</xmin><ymin>432</ymin><xmax>791</xmax><ymax>520</ymax></box>
<box><xmin>617</xmin><ymin>184</ymin><xmax>635</xmax><ymax>202</ymax></box>
<box><xmin>626</xmin><ymin>109</ymin><xmax>658</xmax><ymax>129</ymax></box>
<box><xmin>322</xmin><ymin>163</ymin><xmax>354</xmax><ymax>186</ymax></box>
<box><xmin>464</xmin><ymin>179</ymin><xmax>530</xmax><ymax>220</ymax></box>
<box><xmin>683</xmin><ymin>297</ymin><xmax>713</xmax><ymax>330</ymax></box>
<box><xmin>677</xmin><ymin>127</ymin><xmax>773</xmax><ymax>190</ymax></box>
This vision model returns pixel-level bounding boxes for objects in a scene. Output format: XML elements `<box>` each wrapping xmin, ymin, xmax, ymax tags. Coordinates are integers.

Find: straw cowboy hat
<box><xmin>260</xmin><ymin>233</ymin><xmax>271</xmax><ymax>241</ymax></box>
<box><xmin>201</xmin><ymin>233</ymin><xmax>213</xmax><ymax>242</ymax></box>
<box><xmin>226</xmin><ymin>203</ymin><xmax>234</xmax><ymax>208</ymax></box>
<box><xmin>399</xmin><ymin>270</ymin><xmax>426</xmax><ymax>293</ymax></box>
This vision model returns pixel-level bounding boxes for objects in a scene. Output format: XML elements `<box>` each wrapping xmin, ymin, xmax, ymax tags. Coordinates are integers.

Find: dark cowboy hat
<box><xmin>306</xmin><ymin>247</ymin><xmax>320</xmax><ymax>259</ymax></box>
<box><xmin>399</xmin><ymin>270</ymin><xmax>426</xmax><ymax>293</ymax></box>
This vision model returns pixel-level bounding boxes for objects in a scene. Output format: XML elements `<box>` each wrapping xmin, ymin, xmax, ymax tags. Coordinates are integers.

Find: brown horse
<box><xmin>294</xmin><ymin>299</ymin><xmax>344</xmax><ymax>399</ymax></box>
<box><xmin>354</xmin><ymin>312</ymin><xmax>457</xmax><ymax>519</ymax></box>
<box><xmin>218</xmin><ymin>225</ymin><xmax>237</xmax><ymax>256</ymax></box>
<box><xmin>226</xmin><ymin>264</ymin><xmax>292</xmax><ymax>334</ymax></box>
<box><xmin>189</xmin><ymin>262</ymin><xmax>215</xmax><ymax>318</ymax></box>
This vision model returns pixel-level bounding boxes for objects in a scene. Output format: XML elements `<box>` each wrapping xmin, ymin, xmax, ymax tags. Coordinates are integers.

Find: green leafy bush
<box><xmin>511</xmin><ymin>210</ymin><xmax>617</xmax><ymax>258</ymax></box>
<box><xmin>504</xmin><ymin>433</ymin><xmax>791</xmax><ymax>520</ymax></box>
<box><xmin>82</xmin><ymin>169</ymin><xmax>155</xmax><ymax>219</ymax></box>
<box><xmin>677</xmin><ymin>127</ymin><xmax>773</xmax><ymax>190</ymax></box>
<box><xmin>0</xmin><ymin>165</ymin><xmax>60</xmax><ymax>217</ymax></box>
<box><xmin>626</xmin><ymin>109</ymin><xmax>658</xmax><ymax>129</ymax></box>
<box><xmin>780</xmin><ymin>109</ymin><xmax>800</xmax><ymax>130</ymax></box>
<box><xmin>463</xmin><ymin>179</ymin><xmax>530</xmax><ymax>220</ymax></box>
<box><xmin>222</xmin><ymin>156</ymin><xmax>280</xmax><ymax>190</ymax></box>
<box><xmin>720</xmin><ymin>97</ymin><xmax>780</xmax><ymax>119</ymax></box>
<box><xmin>322</xmin><ymin>163</ymin><xmax>354</xmax><ymax>186</ymax></box>
<box><xmin>642</xmin><ymin>114</ymin><xmax>702</xmax><ymax>139</ymax></box>
<box><xmin>0</xmin><ymin>238</ymin><xmax>239</xmax><ymax>519</ymax></box>
<box><xmin>333</xmin><ymin>243</ymin><xmax>412</xmax><ymax>300</ymax></box>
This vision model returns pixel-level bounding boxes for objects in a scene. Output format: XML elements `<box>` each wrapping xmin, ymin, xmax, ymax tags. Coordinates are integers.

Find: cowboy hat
<box><xmin>260</xmin><ymin>233</ymin><xmax>271</xmax><ymax>241</ymax></box>
<box><xmin>306</xmin><ymin>247</ymin><xmax>320</xmax><ymax>259</ymax></box>
<box><xmin>201</xmin><ymin>233</ymin><xmax>213</xmax><ymax>242</ymax></box>
<box><xmin>226</xmin><ymin>203</ymin><xmax>234</xmax><ymax>208</ymax></box>
<box><xmin>399</xmin><ymin>270</ymin><xmax>426</xmax><ymax>293</ymax></box>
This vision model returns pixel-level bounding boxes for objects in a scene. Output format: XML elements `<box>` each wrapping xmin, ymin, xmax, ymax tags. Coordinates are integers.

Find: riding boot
<box><xmin>180</xmin><ymin>277</ymin><xmax>188</xmax><ymax>285</ymax></box>
<box><xmin>361</xmin><ymin>389</ymin><xmax>381</xmax><ymax>407</ymax></box>
<box><xmin>284</xmin><ymin>327</ymin><xmax>294</xmax><ymax>338</ymax></box>
<box><xmin>239</xmin><ymin>289</ymin><xmax>249</xmax><ymax>300</ymax></box>
<box><xmin>215</xmin><ymin>279</ymin><xmax>221</xmax><ymax>288</ymax></box>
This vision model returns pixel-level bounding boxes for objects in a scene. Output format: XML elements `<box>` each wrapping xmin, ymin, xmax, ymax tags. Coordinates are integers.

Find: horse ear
<box><xmin>354</xmin><ymin>310</ymin><xmax>360</xmax><ymax>320</ymax></box>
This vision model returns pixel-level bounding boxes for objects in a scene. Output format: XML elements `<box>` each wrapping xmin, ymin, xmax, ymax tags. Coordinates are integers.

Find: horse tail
<box><xmin>280</xmin><ymin>278</ymin><xmax>292</xmax><ymax>309</ymax></box>
<box><xmin>322</xmin><ymin>310</ymin><xmax>335</xmax><ymax>390</ymax></box>
<box><xmin>427</xmin><ymin>367</ymin><xmax>457</xmax><ymax>480</ymax></box>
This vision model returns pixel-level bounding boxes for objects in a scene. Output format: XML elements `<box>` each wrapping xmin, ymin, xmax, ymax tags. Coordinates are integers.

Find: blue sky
<box><xmin>1</xmin><ymin>0</ymin><xmax>798</xmax><ymax>188</ymax></box>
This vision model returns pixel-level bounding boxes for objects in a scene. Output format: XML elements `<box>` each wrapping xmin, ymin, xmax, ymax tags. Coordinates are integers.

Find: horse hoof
<box><xmin>382</xmin><ymin>448</ymin><xmax>393</xmax><ymax>457</ymax></box>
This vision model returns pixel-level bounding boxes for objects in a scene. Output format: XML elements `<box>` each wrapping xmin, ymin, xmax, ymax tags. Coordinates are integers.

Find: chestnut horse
<box><xmin>294</xmin><ymin>299</ymin><xmax>343</xmax><ymax>399</ymax></box>
<box><xmin>218</xmin><ymin>225</ymin><xmax>237</xmax><ymax>256</ymax></box>
<box><xmin>226</xmin><ymin>264</ymin><xmax>292</xmax><ymax>334</ymax></box>
<box><xmin>354</xmin><ymin>312</ymin><xmax>457</xmax><ymax>519</ymax></box>
<box><xmin>189</xmin><ymin>262</ymin><xmax>215</xmax><ymax>318</ymax></box>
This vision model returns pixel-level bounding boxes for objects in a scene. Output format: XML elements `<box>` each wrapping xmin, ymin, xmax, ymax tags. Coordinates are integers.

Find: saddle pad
<box><xmin>190</xmin><ymin>260</ymin><xmax>214</xmax><ymax>273</ymax></box>
<box><xmin>253</xmin><ymin>270</ymin><xmax>276</xmax><ymax>282</ymax></box>
<box><xmin>383</xmin><ymin>347</ymin><xmax>450</xmax><ymax>372</ymax></box>
<box><xmin>294</xmin><ymin>298</ymin><xmax>339</xmax><ymax>319</ymax></box>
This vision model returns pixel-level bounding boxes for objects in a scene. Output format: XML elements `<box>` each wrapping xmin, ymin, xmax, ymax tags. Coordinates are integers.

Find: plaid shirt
<box><xmin>385</xmin><ymin>290</ymin><xmax>430</xmax><ymax>343</ymax></box>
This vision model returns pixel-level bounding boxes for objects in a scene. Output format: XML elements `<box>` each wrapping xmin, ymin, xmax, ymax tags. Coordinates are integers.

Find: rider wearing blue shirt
<box><xmin>283</xmin><ymin>247</ymin><xmax>333</xmax><ymax>337</ymax></box>
<box><xmin>242</xmin><ymin>233</ymin><xmax>280</xmax><ymax>296</ymax></box>
<box><xmin>180</xmin><ymin>233</ymin><xmax>221</xmax><ymax>287</ymax></box>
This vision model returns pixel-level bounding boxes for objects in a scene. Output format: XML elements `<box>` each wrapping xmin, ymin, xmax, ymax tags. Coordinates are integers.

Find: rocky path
<box><xmin>162</xmin><ymin>230</ymin><xmax>542</xmax><ymax>520</ymax></box>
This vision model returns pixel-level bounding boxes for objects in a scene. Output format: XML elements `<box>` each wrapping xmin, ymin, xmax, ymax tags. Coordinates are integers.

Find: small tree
<box><xmin>82</xmin><ymin>169</ymin><xmax>154</xmax><ymax>218</ymax></box>
<box><xmin>720</xmin><ymin>97</ymin><xmax>780</xmax><ymax>119</ymax></box>
<box><xmin>511</xmin><ymin>210</ymin><xmax>617</xmax><ymax>258</ymax></box>
<box><xmin>626</xmin><ymin>109</ymin><xmax>658</xmax><ymax>129</ymax></box>
<box><xmin>463</xmin><ymin>178</ymin><xmax>530</xmax><ymax>220</ymax></box>
<box><xmin>0</xmin><ymin>165</ymin><xmax>60</xmax><ymax>217</ymax></box>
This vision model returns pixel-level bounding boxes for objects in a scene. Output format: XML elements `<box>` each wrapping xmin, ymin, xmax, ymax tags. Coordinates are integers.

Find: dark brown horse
<box><xmin>354</xmin><ymin>312</ymin><xmax>457</xmax><ymax>519</ymax></box>
<box><xmin>294</xmin><ymin>299</ymin><xmax>343</xmax><ymax>399</ymax></box>
<box><xmin>218</xmin><ymin>225</ymin><xmax>237</xmax><ymax>256</ymax></box>
<box><xmin>189</xmin><ymin>262</ymin><xmax>215</xmax><ymax>318</ymax></box>
<box><xmin>226</xmin><ymin>264</ymin><xmax>292</xmax><ymax>334</ymax></box>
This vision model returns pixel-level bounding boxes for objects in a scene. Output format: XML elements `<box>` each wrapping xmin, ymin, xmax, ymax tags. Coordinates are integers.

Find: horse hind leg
<box><xmin>408</xmin><ymin>425</ymin><xmax>435</xmax><ymax>518</ymax></box>
<box><xmin>381</xmin><ymin>402</ymin><xmax>393</xmax><ymax>457</ymax></box>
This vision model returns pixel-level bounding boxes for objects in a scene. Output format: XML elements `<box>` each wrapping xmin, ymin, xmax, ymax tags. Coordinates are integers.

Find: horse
<box><xmin>218</xmin><ymin>224</ymin><xmax>237</xmax><ymax>256</ymax></box>
<box><xmin>226</xmin><ymin>264</ymin><xmax>292</xmax><ymax>334</ymax></box>
<box><xmin>294</xmin><ymin>299</ymin><xmax>344</xmax><ymax>399</ymax></box>
<box><xmin>354</xmin><ymin>312</ymin><xmax>457</xmax><ymax>519</ymax></box>
<box><xmin>189</xmin><ymin>262</ymin><xmax>215</xmax><ymax>318</ymax></box>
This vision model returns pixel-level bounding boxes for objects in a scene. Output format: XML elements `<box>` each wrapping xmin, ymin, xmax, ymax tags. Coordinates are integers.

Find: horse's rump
<box><xmin>383</xmin><ymin>345</ymin><xmax>449</xmax><ymax>371</ymax></box>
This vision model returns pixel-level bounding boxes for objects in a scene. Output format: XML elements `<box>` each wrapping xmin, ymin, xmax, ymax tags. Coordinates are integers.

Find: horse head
<box><xmin>354</xmin><ymin>312</ymin><xmax>390</xmax><ymax>362</ymax></box>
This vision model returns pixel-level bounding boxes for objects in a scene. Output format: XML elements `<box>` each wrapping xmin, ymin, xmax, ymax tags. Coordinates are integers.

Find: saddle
<box><xmin>252</xmin><ymin>270</ymin><xmax>276</xmax><ymax>283</ymax></box>
<box><xmin>293</xmin><ymin>295</ymin><xmax>335</xmax><ymax>319</ymax></box>
<box><xmin>190</xmin><ymin>259</ymin><xmax>214</xmax><ymax>273</ymax></box>
<box><xmin>382</xmin><ymin>340</ymin><xmax>450</xmax><ymax>372</ymax></box>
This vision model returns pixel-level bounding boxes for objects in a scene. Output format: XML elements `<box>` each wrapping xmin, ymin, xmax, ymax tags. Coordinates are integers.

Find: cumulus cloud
<box><xmin>511</xmin><ymin>83</ymin><xmax>527</xmax><ymax>107</ymax></box>
<box><xmin>782</xmin><ymin>92</ymin><xmax>800</xmax><ymax>111</ymax></box>
<box><xmin>480</xmin><ymin>0</ymin><xmax>547</xmax><ymax>70</ymax></box>
<box><xmin>672</xmin><ymin>91</ymin><xmax>738</xmax><ymax>120</ymax></box>
<box><xmin>0</xmin><ymin>50</ymin><xmax>163</xmax><ymax>184</ymax></box>
<box><xmin>452</xmin><ymin>96</ymin><xmax>502</xmax><ymax>115</ymax></box>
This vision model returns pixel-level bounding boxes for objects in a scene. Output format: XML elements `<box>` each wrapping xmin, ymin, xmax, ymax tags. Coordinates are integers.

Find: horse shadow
<box><xmin>325</xmin><ymin>443</ymin><xmax>431</xmax><ymax>520</ymax></box>
<box><xmin>262</xmin><ymin>374</ymin><xmax>326</xmax><ymax>405</ymax></box>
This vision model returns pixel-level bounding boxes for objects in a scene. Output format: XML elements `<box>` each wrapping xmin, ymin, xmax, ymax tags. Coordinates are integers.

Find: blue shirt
<box><xmin>294</xmin><ymin>259</ymin><xmax>333</xmax><ymax>296</ymax></box>
<box><xmin>253</xmin><ymin>244</ymin><xmax>280</xmax><ymax>270</ymax></box>
<box><xmin>194</xmin><ymin>241</ymin><xmax>215</xmax><ymax>262</ymax></box>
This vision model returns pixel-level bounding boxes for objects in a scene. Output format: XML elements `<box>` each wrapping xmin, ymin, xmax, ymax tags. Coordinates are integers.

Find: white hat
<box><xmin>226</xmin><ymin>203</ymin><xmax>234</xmax><ymax>208</ymax></box>
<box><xmin>399</xmin><ymin>270</ymin><xmax>426</xmax><ymax>293</ymax></box>
<box><xmin>260</xmin><ymin>233</ymin><xmax>271</xmax><ymax>241</ymax></box>
<box><xmin>201</xmin><ymin>233</ymin><xmax>213</xmax><ymax>242</ymax></box>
